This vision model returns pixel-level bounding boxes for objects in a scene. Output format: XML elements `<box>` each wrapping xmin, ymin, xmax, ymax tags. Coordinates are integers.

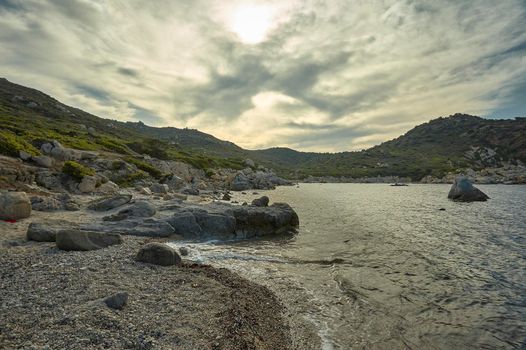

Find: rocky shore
<box><xmin>299</xmin><ymin>162</ymin><xmax>526</xmax><ymax>185</ymax></box>
<box><xmin>0</xmin><ymin>194</ymin><xmax>319</xmax><ymax>349</ymax></box>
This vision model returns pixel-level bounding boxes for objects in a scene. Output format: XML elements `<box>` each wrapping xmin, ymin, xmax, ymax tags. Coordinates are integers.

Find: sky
<box><xmin>1</xmin><ymin>0</ymin><xmax>525</xmax><ymax>152</ymax></box>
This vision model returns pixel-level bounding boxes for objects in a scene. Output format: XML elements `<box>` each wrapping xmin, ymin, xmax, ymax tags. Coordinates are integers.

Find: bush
<box><xmin>0</xmin><ymin>130</ymin><xmax>40</xmax><ymax>157</ymax></box>
<box><xmin>62</xmin><ymin>161</ymin><xmax>96</xmax><ymax>181</ymax></box>
<box><xmin>114</xmin><ymin>171</ymin><xmax>147</xmax><ymax>187</ymax></box>
<box><xmin>124</xmin><ymin>157</ymin><xmax>163</xmax><ymax>179</ymax></box>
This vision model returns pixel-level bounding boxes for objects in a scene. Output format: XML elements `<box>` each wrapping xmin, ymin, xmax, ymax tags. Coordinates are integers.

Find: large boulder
<box><xmin>56</xmin><ymin>230</ymin><xmax>123</xmax><ymax>251</ymax></box>
<box><xmin>232</xmin><ymin>203</ymin><xmax>299</xmax><ymax>238</ymax></box>
<box><xmin>0</xmin><ymin>192</ymin><xmax>31</xmax><ymax>220</ymax></box>
<box><xmin>448</xmin><ymin>177</ymin><xmax>489</xmax><ymax>202</ymax></box>
<box><xmin>87</xmin><ymin>194</ymin><xmax>132</xmax><ymax>211</ymax></box>
<box><xmin>136</xmin><ymin>243</ymin><xmax>181</xmax><ymax>266</ymax></box>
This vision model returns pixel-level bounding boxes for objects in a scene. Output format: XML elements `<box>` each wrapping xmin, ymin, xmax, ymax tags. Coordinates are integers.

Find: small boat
<box><xmin>390</xmin><ymin>183</ymin><xmax>409</xmax><ymax>187</ymax></box>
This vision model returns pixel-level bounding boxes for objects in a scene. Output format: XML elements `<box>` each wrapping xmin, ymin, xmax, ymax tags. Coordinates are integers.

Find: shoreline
<box><xmin>0</xmin><ymin>212</ymin><xmax>321</xmax><ymax>349</ymax></box>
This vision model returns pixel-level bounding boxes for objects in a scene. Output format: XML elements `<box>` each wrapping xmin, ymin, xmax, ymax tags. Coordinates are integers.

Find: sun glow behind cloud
<box><xmin>0</xmin><ymin>0</ymin><xmax>525</xmax><ymax>152</ymax></box>
<box><xmin>229</xmin><ymin>4</ymin><xmax>275</xmax><ymax>44</ymax></box>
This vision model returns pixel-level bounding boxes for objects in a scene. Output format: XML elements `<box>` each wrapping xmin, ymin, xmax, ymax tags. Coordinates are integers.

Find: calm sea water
<box><xmin>171</xmin><ymin>184</ymin><xmax>526</xmax><ymax>350</ymax></box>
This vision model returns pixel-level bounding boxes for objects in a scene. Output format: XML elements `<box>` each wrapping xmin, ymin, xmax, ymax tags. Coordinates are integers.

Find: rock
<box><xmin>103</xmin><ymin>292</ymin><xmax>128</xmax><ymax>310</ymax></box>
<box><xmin>35</xmin><ymin>171</ymin><xmax>63</xmax><ymax>191</ymax></box>
<box><xmin>0</xmin><ymin>192</ymin><xmax>31</xmax><ymax>220</ymax></box>
<box><xmin>19</xmin><ymin>150</ymin><xmax>32</xmax><ymax>161</ymax></box>
<box><xmin>251</xmin><ymin>196</ymin><xmax>269</xmax><ymax>207</ymax></box>
<box><xmin>171</xmin><ymin>193</ymin><xmax>188</xmax><ymax>201</ymax></box>
<box><xmin>32</xmin><ymin>155</ymin><xmax>54</xmax><ymax>168</ymax></box>
<box><xmin>138</xmin><ymin>187</ymin><xmax>152</xmax><ymax>195</ymax></box>
<box><xmin>150</xmin><ymin>183</ymin><xmax>169</xmax><ymax>194</ymax></box>
<box><xmin>95</xmin><ymin>181</ymin><xmax>119</xmax><ymax>194</ymax></box>
<box><xmin>40</xmin><ymin>143</ymin><xmax>53</xmax><ymax>154</ymax></box>
<box><xmin>163</xmin><ymin>194</ymin><xmax>174</xmax><ymax>200</ymax></box>
<box><xmin>56</xmin><ymin>230</ymin><xmax>123</xmax><ymax>251</ymax></box>
<box><xmin>192</xmin><ymin>210</ymin><xmax>236</xmax><ymax>238</ymax></box>
<box><xmin>448</xmin><ymin>177</ymin><xmax>489</xmax><ymax>202</ymax></box>
<box><xmin>87</xmin><ymin>194</ymin><xmax>132</xmax><ymax>211</ymax></box>
<box><xmin>27</xmin><ymin>222</ymin><xmax>61</xmax><ymax>242</ymax></box>
<box><xmin>26</xmin><ymin>101</ymin><xmax>38</xmax><ymax>108</ymax></box>
<box><xmin>136</xmin><ymin>243</ymin><xmax>181</xmax><ymax>266</ymax></box>
<box><xmin>164</xmin><ymin>212</ymin><xmax>203</xmax><ymax>238</ymax></box>
<box><xmin>30</xmin><ymin>194</ymin><xmax>80</xmax><ymax>212</ymax></box>
<box><xmin>179</xmin><ymin>247</ymin><xmax>190</xmax><ymax>256</ymax></box>
<box><xmin>78</xmin><ymin>175</ymin><xmax>98</xmax><ymax>193</ymax></box>
<box><xmin>30</xmin><ymin>195</ymin><xmax>61</xmax><ymax>211</ymax></box>
<box><xmin>126</xmin><ymin>220</ymin><xmax>175</xmax><ymax>237</ymax></box>
<box><xmin>163</xmin><ymin>175</ymin><xmax>184</xmax><ymax>191</ymax></box>
<box><xmin>0</xmin><ymin>156</ymin><xmax>35</xmax><ymax>184</ymax></box>
<box><xmin>244</xmin><ymin>159</ymin><xmax>255</xmax><ymax>168</ymax></box>
<box><xmin>231</xmin><ymin>173</ymin><xmax>251</xmax><ymax>191</ymax></box>
<box><xmin>222</xmin><ymin>193</ymin><xmax>231</xmax><ymax>201</ymax></box>
<box><xmin>232</xmin><ymin>203</ymin><xmax>299</xmax><ymax>238</ymax></box>
<box><xmin>182</xmin><ymin>187</ymin><xmax>199</xmax><ymax>195</ymax></box>
<box><xmin>87</xmin><ymin>127</ymin><xmax>96</xmax><ymax>136</ymax></box>
<box><xmin>103</xmin><ymin>201</ymin><xmax>156</xmax><ymax>221</ymax></box>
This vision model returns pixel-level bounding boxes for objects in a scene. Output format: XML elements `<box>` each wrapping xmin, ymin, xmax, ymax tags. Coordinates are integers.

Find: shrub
<box><xmin>62</xmin><ymin>161</ymin><xmax>96</xmax><ymax>181</ymax></box>
<box><xmin>124</xmin><ymin>157</ymin><xmax>163</xmax><ymax>179</ymax></box>
<box><xmin>114</xmin><ymin>171</ymin><xmax>147</xmax><ymax>187</ymax></box>
<box><xmin>0</xmin><ymin>130</ymin><xmax>41</xmax><ymax>157</ymax></box>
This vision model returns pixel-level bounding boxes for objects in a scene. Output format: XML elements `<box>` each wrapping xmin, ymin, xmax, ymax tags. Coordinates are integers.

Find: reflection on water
<box><xmin>171</xmin><ymin>184</ymin><xmax>526</xmax><ymax>350</ymax></box>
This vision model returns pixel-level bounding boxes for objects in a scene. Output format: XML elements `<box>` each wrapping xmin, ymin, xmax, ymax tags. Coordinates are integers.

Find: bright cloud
<box><xmin>0</xmin><ymin>0</ymin><xmax>525</xmax><ymax>151</ymax></box>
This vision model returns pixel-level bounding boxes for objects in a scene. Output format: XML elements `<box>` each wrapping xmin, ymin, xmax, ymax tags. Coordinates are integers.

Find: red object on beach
<box><xmin>3</xmin><ymin>219</ymin><xmax>17</xmax><ymax>223</ymax></box>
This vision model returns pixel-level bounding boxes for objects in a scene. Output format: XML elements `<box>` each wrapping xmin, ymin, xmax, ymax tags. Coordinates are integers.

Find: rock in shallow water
<box><xmin>136</xmin><ymin>243</ymin><xmax>181</xmax><ymax>266</ymax></box>
<box><xmin>0</xmin><ymin>191</ymin><xmax>31</xmax><ymax>220</ymax></box>
<box><xmin>56</xmin><ymin>230</ymin><xmax>123</xmax><ymax>251</ymax></box>
<box><xmin>251</xmin><ymin>196</ymin><xmax>269</xmax><ymax>207</ymax></box>
<box><xmin>448</xmin><ymin>177</ymin><xmax>489</xmax><ymax>202</ymax></box>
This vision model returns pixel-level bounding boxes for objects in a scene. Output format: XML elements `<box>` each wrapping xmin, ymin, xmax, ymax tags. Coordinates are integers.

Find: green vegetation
<box><xmin>114</xmin><ymin>171</ymin><xmax>147</xmax><ymax>187</ymax></box>
<box><xmin>1</xmin><ymin>77</ymin><xmax>525</xmax><ymax>182</ymax></box>
<box><xmin>62</xmin><ymin>161</ymin><xmax>96</xmax><ymax>181</ymax></box>
<box><xmin>0</xmin><ymin>129</ymin><xmax>41</xmax><ymax>157</ymax></box>
<box><xmin>123</xmin><ymin>156</ymin><xmax>163</xmax><ymax>179</ymax></box>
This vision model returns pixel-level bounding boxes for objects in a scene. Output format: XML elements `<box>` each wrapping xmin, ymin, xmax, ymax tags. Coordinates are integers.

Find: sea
<box><xmin>170</xmin><ymin>183</ymin><xmax>526</xmax><ymax>350</ymax></box>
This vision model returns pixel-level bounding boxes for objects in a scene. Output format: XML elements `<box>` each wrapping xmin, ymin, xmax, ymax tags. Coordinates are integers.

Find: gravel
<box><xmin>1</xmin><ymin>223</ymin><xmax>298</xmax><ymax>349</ymax></box>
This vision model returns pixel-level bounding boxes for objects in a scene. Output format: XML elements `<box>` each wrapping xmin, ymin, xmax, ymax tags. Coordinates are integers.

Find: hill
<box><xmin>1</xmin><ymin>78</ymin><xmax>525</xmax><ymax>180</ymax></box>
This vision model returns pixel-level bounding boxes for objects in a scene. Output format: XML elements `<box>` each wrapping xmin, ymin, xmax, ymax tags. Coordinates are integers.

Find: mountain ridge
<box><xmin>1</xmin><ymin>77</ymin><xmax>525</xmax><ymax>180</ymax></box>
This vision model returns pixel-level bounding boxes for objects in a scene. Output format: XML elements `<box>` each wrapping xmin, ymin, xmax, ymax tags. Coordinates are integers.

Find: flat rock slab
<box><xmin>87</xmin><ymin>194</ymin><xmax>132</xmax><ymax>211</ymax></box>
<box><xmin>103</xmin><ymin>201</ymin><xmax>156</xmax><ymax>221</ymax></box>
<box><xmin>26</xmin><ymin>221</ymin><xmax>75</xmax><ymax>242</ymax></box>
<box><xmin>56</xmin><ymin>230</ymin><xmax>123</xmax><ymax>251</ymax></box>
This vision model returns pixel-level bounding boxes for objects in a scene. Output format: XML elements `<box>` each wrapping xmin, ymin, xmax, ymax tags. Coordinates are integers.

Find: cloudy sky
<box><xmin>1</xmin><ymin>0</ymin><xmax>525</xmax><ymax>151</ymax></box>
